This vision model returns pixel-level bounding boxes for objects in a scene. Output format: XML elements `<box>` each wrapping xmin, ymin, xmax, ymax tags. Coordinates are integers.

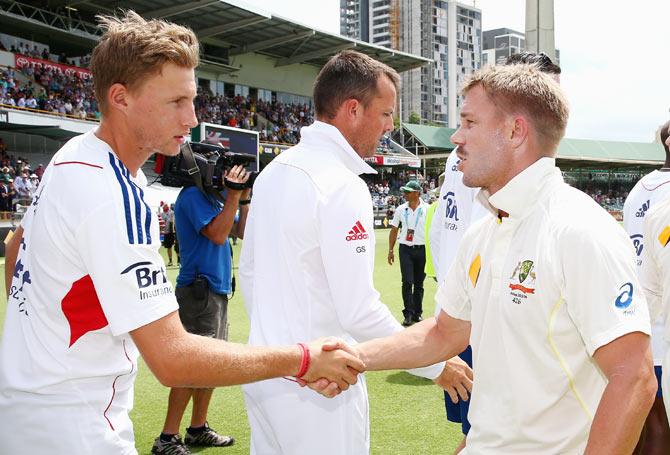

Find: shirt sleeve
<box><xmin>389</xmin><ymin>204</ymin><xmax>402</xmax><ymax>227</ymax></box>
<box><xmin>318</xmin><ymin>181</ymin><xmax>444</xmax><ymax>379</ymax></box>
<box><xmin>559</xmin><ymin>220</ymin><xmax>651</xmax><ymax>356</ymax></box>
<box><xmin>436</xmin><ymin>230</ymin><xmax>474</xmax><ymax>322</ymax></box>
<box><xmin>76</xmin><ymin>201</ymin><xmax>178</xmax><ymax>336</ymax></box>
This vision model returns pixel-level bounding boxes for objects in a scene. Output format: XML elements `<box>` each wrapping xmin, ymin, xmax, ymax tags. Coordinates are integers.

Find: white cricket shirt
<box><xmin>239</xmin><ymin>121</ymin><xmax>443</xmax><ymax>454</ymax></box>
<box><xmin>390</xmin><ymin>199</ymin><xmax>429</xmax><ymax>246</ymax></box>
<box><xmin>641</xmin><ymin>197</ymin><xmax>670</xmax><ymax>416</ymax></box>
<box><xmin>0</xmin><ymin>130</ymin><xmax>178</xmax><ymax>454</ymax></box>
<box><xmin>429</xmin><ymin>150</ymin><xmax>489</xmax><ymax>286</ymax></box>
<box><xmin>439</xmin><ymin>157</ymin><xmax>651</xmax><ymax>454</ymax></box>
<box><xmin>623</xmin><ymin>170</ymin><xmax>670</xmax><ymax>364</ymax></box>
<box><xmin>642</xmin><ymin>197</ymin><xmax>670</xmax><ymax>342</ymax></box>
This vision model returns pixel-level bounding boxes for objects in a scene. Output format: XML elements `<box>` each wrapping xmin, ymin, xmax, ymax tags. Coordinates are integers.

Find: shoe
<box><xmin>402</xmin><ymin>316</ymin><xmax>413</xmax><ymax>327</ymax></box>
<box><xmin>167</xmin><ymin>261</ymin><xmax>173</xmax><ymax>266</ymax></box>
<box><xmin>413</xmin><ymin>315</ymin><xmax>423</xmax><ymax>323</ymax></box>
<box><xmin>185</xmin><ymin>422</ymin><xmax>235</xmax><ymax>447</ymax></box>
<box><xmin>151</xmin><ymin>434</ymin><xmax>191</xmax><ymax>455</ymax></box>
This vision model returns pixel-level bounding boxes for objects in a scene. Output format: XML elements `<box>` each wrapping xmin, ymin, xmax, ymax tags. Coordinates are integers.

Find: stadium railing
<box><xmin>0</xmin><ymin>103</ymin><xmax>98</xmax><ymax>122</ymax></box>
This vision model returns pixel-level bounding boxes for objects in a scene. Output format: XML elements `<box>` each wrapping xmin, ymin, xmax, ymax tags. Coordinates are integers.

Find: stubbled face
<box><xmin>450</xmin><ymin>85</ymin><xmax>513</xmax><ymax>194</ymax></box>
<box><xmin>348</xmin><ymin>75</ymin><xmax>396</xmax><ymax>158</ymax></box>
<box><xmin>126</xmin><ymin>63</ymin><xmax>198</xmax><ymax>159</ymax></box>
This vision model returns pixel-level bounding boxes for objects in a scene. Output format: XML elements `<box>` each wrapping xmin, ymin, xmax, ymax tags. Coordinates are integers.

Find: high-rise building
<box><xmin>340</xmin><ymin>0</ymin><xmax>482</xmax><ymax>127</ymax></box>
<box><xmin>525</xmin><ymin>0</ymin><xmax>556</xmax><ymax>62</ymax></box>
<box><xmin>340</xmin><ymin>0</ymin><xmax>370</xmax><ymax>42</ymax></box>
<box><xmin>482</xmin><ymin>27</ymin><xmax>559</xmax><ymax>68</ymax></box>
<box><xmin>482</xmin><ymin>28</ymin><xmax>526</xmax><ymax>67</ymax></box>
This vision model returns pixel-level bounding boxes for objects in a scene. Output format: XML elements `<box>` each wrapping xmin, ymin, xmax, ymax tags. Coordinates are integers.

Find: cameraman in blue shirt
<box><xmin>153</xmin><ymin>164</ymin><xmax>250</xmax><ymax>454</ymax></box>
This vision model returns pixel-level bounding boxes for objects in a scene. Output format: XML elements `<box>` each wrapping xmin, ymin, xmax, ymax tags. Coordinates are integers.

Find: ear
<box><xmin>341</xmin><ymin>98</ymin><xmax>361</xmax><ymax>123</ymax></box>
<box><xmin>509</xmin><ymin>115</ymin><xmax>529</xmax><ymax>148</ymax></box>
<box><xmin>107</xmin><ymin>83</ymin><xmax>131</xmax><ymax>114</ymax></box>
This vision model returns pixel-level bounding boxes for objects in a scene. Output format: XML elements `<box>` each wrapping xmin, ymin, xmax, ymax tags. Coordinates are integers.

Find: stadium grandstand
<box><xmin>0</xmin><ymin>0</ymin><xmax>664</xmax><ymax>236</ymax></box>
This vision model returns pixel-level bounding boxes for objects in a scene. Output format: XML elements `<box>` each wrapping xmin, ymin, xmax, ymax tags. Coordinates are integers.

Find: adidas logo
<box><xmin>346</xmin><ymin>221</ymin><xmax>369</xmax><ymax>241</ymax></box>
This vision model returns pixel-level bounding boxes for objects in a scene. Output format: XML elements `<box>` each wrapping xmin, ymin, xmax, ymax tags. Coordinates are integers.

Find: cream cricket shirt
<box><xmin>438</xmin><ymin>157</ymin><xmax>651</xmax><ymax>454</ymax></box>
<box><xmin>623</xmin><ymin>170</ymin><xmax>670</xmax><ymax>364</ymax></box>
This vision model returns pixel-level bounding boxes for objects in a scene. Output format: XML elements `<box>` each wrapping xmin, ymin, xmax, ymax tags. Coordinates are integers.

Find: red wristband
<box><xmin>295</xmin><ymin>342</ymin><xmax>311</xmax><ymax>379</ymax></box>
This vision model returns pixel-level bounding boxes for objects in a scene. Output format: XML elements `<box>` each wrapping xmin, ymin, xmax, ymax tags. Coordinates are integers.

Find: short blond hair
<box><xmin>91</xmin><ymin>10</ymin><xmax>199</xmax><ymax>113</ymax></box>
<box><xmin>462</xmin><ymin>64</ymin><xmax>569</xmax><ymax>151</ymax></box>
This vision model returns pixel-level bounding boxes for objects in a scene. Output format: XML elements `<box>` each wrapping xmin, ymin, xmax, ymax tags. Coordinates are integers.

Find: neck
<box><xmin>408</xmin><ymin>199</ymin><xmax>420</xmax><ymax>208</ymax></box>
<box><xmin>95</xmin><ymin>120</ymin><xmax>142</xmax><ymax>176</ymax></box>
<box><xmin>323</xmin><ymin>116</ymin><xmax>366</xmax><ymax>159</ymax></box>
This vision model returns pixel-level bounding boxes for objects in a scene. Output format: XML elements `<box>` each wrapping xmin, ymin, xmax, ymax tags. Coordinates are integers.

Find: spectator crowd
<box><xmin>194</xmin><ymin>88</ymin><xmax>313</xmax><ymax>144</ymax></box>
<box><xmin>0</xmin><ymin>138</ymin><xmax>44</xmax><ymax>217</ymax></box>
<box><xmin>1</xmin><ymin>66</ymin><xmax>99</xmax><ymax>120</ymax></box>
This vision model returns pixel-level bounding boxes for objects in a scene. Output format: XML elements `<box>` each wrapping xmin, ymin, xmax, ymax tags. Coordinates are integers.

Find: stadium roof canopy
<box><xmin>0</xmin><ymin>122</ymin><xmax>81</xmax><ymax>140</ymax></box>
<box><xmin>402</xmin><ymin>123</ymin><xmax>456</xmax><ymax>151</ymax></box>
<box><xmin>1</xmin><ymin>0</ymin><xmax>431</xmax><ymax>73</ymax></box>
<box><xmin>401</xmin><ymin>123</ymin><xmax>665</xmax><ymax>169</ymax></box>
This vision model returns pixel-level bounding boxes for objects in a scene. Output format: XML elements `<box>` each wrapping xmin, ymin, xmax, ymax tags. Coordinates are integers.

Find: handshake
<box><xmin>291</xmin><ymin>337</ymin><xmax>474</xmax><ymax>401</ymax></box>
<box><xmin>292</xmin><ymin>337</ymin><xmax>366</xmax><ymax>399</ymax></box>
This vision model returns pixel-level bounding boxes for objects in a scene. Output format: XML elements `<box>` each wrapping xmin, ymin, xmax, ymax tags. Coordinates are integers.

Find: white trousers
<box><xmin>243</xmin><ymin>375</ymin><xmax>370</xmax><ymax>455</ymax></box>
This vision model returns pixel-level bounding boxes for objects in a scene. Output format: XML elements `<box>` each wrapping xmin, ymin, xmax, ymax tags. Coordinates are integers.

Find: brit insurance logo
<box><xmin>508</xmin><ymin>259</ymin><xmax>536</xmax><ymax>305</ymax></box>
<box><xmin>630</xmin><ymin>234</ymin><xmax>644</xmax><ymax>257</ymax></box>
<box><xmin>630</xmin><ymin>233</ymin><xmax>643</xmax><ymax>267</ymax></box>
<box><xmin>121</xmin><ymin>261</ymin><xmax>173</xmax><ymax>301</ymax></box>
<box><xmin>442</xmin><ymin>191</ymin><xmax>460</xmax><ymax>231</ymax></box>
<box><xmin>346</xmin><ymin>220</ymin><xmax>369</xmax><ymax>241</ymax></box>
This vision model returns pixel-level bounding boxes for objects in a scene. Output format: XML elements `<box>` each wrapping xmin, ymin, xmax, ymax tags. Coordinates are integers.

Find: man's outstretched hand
<box><xmin>299</xmin><ymin>337</ymin><xmax>365</xmax><ymax>396</ymax></box>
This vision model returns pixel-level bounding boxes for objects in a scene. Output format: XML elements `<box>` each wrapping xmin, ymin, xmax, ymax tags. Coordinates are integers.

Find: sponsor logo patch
<box><xmin>346</xmin><ymin>221</ymin><xmax>369</xmax><ymax>241</ymax></box>
<box><xmin>630</xmin><ymin>234</ymin><xmax>643</xmax><ymax>257</ymax></box>
<box><xmin>636</xmin><ymin>200</ymin><xmax>650</xmax><ymax>218</ymax></box>
<box><xmin>615</xmin><ymin>282</ymin><xmax>634</xmax><ymax>309</ymax></box>
<box><xmin>121</xmin><ymin>261</ymin><xmax>173</xmax><ymax>300</ymax></box>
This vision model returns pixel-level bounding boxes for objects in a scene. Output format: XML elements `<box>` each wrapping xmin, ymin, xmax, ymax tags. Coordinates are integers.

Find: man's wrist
<box><xmin>295</xmin><ymin>343</ymin><xmax>311</xmax><ymax>378</ymax></box>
